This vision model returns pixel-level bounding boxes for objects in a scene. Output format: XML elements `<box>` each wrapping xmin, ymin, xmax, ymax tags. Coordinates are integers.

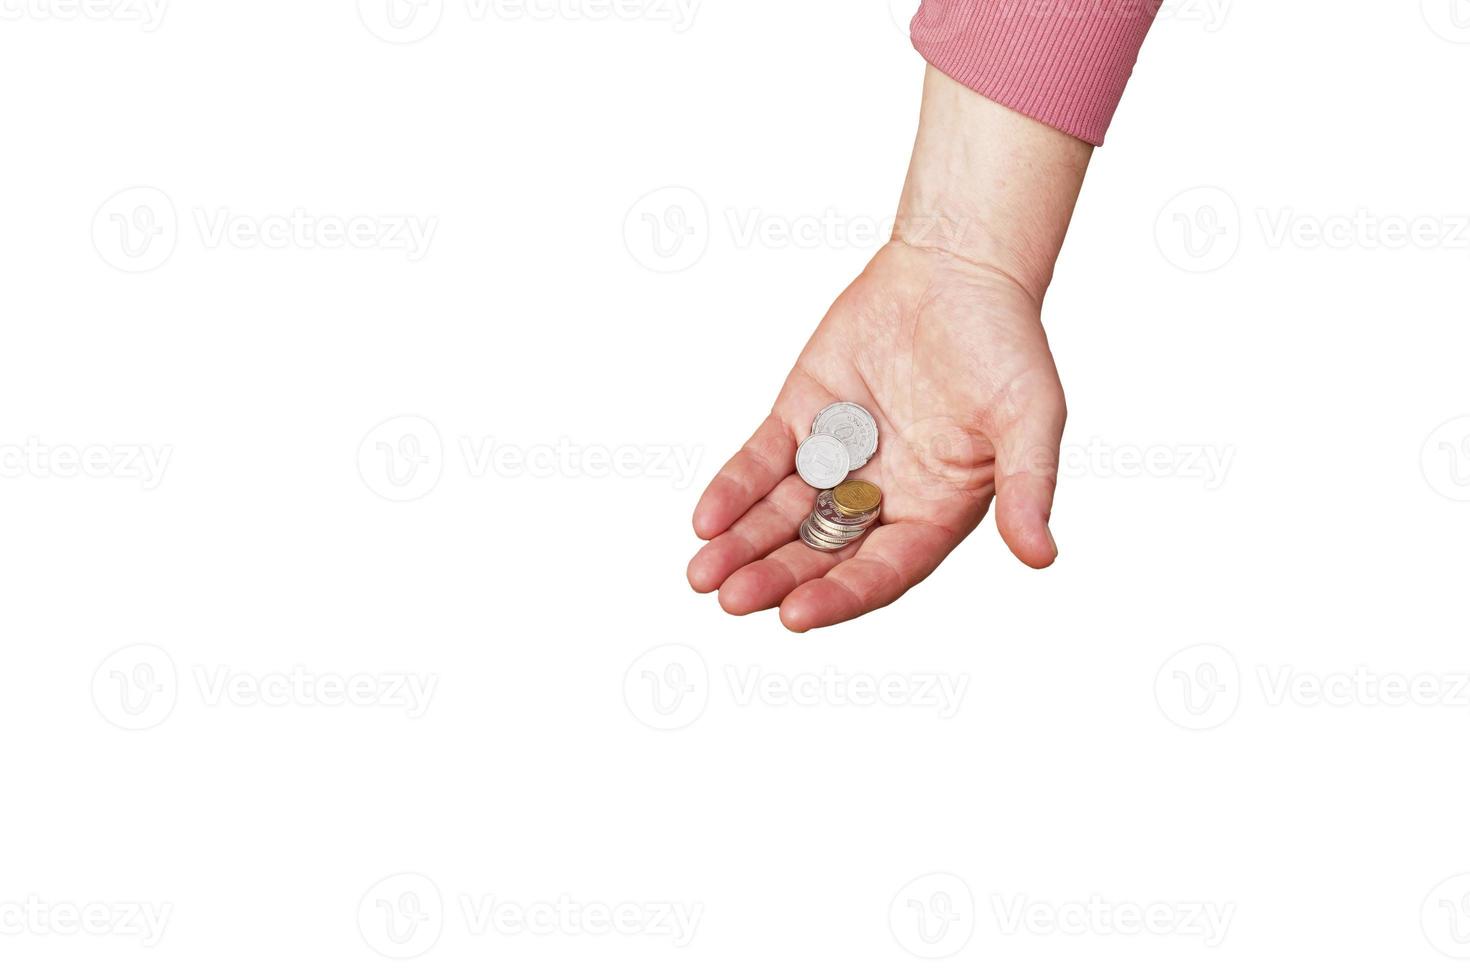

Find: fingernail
<box><xmin>1045</xmin><ymin>524</ymin><xmax>1058</xmax><ymax>559</ymax></box>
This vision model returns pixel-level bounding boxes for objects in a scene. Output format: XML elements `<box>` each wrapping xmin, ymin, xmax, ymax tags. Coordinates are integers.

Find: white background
<box><xmin>2</xmin><ymin>0</ymin><xmax>1468</xmax><ymax>975</ymax></box>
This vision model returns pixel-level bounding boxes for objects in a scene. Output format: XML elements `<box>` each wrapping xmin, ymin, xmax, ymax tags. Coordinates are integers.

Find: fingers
<box><xmin>992</xmin><ymin>386</ymin><xmax>1065</xmax><ymax>569</ymax></box>
<box><xmin>692</xmin><ymin>415</ymin><xmax>795</xmax><ymax>540</ymax></box>
<box><xmin>715</xmin><ymin>538</ymin><xmax>856</xmax><ymax>616</ymax></box>
<box><xmin>778</xmin><ymin>520</ymin><xmax>961</xmax><ymax>632</ymax></box>
<box><xmin>686</xmin><ymin>475</ymin><xmax>816</xmax><ymax>593</ymax></box>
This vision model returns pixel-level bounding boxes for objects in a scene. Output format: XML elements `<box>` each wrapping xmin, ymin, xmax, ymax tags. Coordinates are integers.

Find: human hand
<box><xmin>688</xmin><ymin>239</ymin><xmax>1066</xmax><ymax>630</ymax></box>
<box><xmin>687</xmin><ymin>67</ymin><xmax>1094</xmax><ymax>631</ymax></box>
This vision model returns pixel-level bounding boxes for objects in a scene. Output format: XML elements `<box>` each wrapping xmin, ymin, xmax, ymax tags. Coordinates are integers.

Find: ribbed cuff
<box><xmin>911</xmin><ymin>0</ymin><xmax>1160</xmax><ymax>146</ymax></box>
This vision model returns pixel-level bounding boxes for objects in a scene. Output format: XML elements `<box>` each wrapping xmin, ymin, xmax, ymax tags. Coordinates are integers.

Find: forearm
<box><xmin>895</xmin><ymin>65</ymin><xmax>1092</xmax><ymax>303</ymax></box>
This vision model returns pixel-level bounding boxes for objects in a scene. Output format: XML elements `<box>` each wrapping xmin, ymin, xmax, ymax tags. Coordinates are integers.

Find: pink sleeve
<box><xmin>911</xmin><ymin>0</ymin><xmax>1160</xmax><ymax>146</ymax></box>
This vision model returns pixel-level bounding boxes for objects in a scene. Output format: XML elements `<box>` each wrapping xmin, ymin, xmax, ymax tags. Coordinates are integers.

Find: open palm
<box><xmin>688</xmin><ymin>241</ymin><xmax>1067</xmax><ymax>631</ymax></box>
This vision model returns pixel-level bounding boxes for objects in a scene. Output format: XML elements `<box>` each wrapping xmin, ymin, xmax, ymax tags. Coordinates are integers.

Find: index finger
<box><xmin>692</xmin><ymin>415</ymin><xmax>795</xmax><ymax>540</ymax></box>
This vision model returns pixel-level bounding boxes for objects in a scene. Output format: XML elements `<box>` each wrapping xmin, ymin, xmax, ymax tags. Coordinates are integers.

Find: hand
<box><xmin>686</xmin><ymin>66</ymin><xmax>1093</xmax><ymax>631</ymax></box>
<box><xmin>687</xmin><ymin>241</ymin><xmax>1065</xmax><ymax>631</ymax></box>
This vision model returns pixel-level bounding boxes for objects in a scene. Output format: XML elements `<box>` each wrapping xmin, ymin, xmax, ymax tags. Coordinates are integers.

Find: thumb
<box><xmin>993</xmin><ymin>391</ymin><xmax>1065</xmax><ymax>569</ymax></box>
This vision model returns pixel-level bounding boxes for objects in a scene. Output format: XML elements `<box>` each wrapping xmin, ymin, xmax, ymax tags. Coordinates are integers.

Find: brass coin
<box><xmin>832</xmin><ymin>480</ymin><xmax>881</xmax><ymax>517</ymax></box>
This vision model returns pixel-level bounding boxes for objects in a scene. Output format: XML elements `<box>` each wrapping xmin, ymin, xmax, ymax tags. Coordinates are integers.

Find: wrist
<box><xmin>895</xmin><ymin>66</ymin><xmax>1092</xmax><ymax>302</ymax></box>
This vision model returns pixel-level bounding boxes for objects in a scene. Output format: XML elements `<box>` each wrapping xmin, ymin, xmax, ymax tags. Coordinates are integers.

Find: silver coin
<box><xmin>812</xmin><ymin>402</ymin><xmax>878</xmax><ymax>468</ymax></box>
<box><xmin>795</xmin><ymin>433</ymin><xmax>850</xmax><ymax>490</ymax></box>
<box><xmin>799</xmin><ymin>518</ymin><xmax>852</xmax><ymax>552</ymax></box>
<box><xmin>811</xmin><ymin>504</ymin><xmax>872</xmax><ymax>533</ymax></box>
<box><xmin>812</xmin><ymin>515</ymin><xmax>871</xmax><ymax>541</ymax></box>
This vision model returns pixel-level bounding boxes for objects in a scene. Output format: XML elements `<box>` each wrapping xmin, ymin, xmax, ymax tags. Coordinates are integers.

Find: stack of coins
<box><xmin>795</xmin><ymin>402</ymin><xmax>879</xmax><ymax>489</ymax></box>
<box><xmin>799</xmin><ymin>479</ymin><xmax>882</xmax><ymax>552</ymax></box>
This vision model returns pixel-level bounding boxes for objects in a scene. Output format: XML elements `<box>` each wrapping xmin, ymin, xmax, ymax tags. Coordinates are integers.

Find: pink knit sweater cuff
<box><xmin>911</xmin><ymin>0</ymin><xmax>1160</xmax><ymax>146</ymax></box>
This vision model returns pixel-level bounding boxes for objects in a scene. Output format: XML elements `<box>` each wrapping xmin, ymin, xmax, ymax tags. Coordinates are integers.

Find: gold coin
<box><xmin>832</xmin><ymin>480</ymin><xmax>881</xmax><ymax>517</ymax></box>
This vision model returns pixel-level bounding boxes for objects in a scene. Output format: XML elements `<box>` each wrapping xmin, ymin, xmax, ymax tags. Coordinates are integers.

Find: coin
<box><xmin>813</xmin><ymin>508</ymin><xmax>876</xmax><ymax>539</ymax></box>
<box><xmin>800</xmin><ymin>480</ymin><xmax>881</xmax><ymax>552</ymax></box>
<box><xmin>812</xmin><ymin>402</ymin><xmax>878</xmax><ymax>468</ymax></box>
<box><xmin>814</xmin><ymin>492</ymin><xmax>871</xmax><ymax>527</ymax></box>
<box><xmin>795</xmin><ymin>433</ymin><xmax>850</xmax><ymax>490</ymax></box>
<box><xmin>799</xmin><ymin>518</ymin><xmax>855</xmax><ymax>552</ymax></box>
<box><xmin>832</xmin><ymin>480</ymin><xmax>881</xmax><ymax>517</ymax></box>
